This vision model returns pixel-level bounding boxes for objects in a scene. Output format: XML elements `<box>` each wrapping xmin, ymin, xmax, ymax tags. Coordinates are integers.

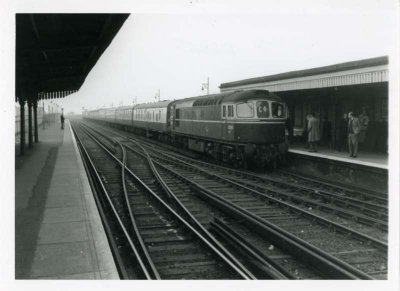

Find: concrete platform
<box><xmin>288</xmin><ymin>143</ymin><xmax>387</xmax><ymax>170</ymax></box>
<box><xmin>15</xmin><ymin>120</ymin><xmax>118</xmax><ymax>279</ymax></box>
<box><xmin>285</xmin><ymin>143</ymin><xmax>388</xmax><ymax>193</ymax></box>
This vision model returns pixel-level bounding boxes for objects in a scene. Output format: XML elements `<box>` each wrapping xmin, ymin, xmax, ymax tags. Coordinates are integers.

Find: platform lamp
<box><xmin>201</xmin><ymin>77</ymin><xmax>209</xmax><ymax>95</ymax></box>
<box><xmin>155</xmin><ymin>89</ymin><xmax>160</xmax><ymax>102</ymax></box>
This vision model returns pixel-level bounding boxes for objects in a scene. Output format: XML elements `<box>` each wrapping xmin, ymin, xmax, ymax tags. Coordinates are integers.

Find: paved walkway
<box><xmin>15</xmin><ymin>120</ymin><xmax>118</xmax><ymax>279</ymax></box>
<box><xmin>289</xmin><ymin>143</ymin><xmax>387</xmax><ymax>170</ymax></box>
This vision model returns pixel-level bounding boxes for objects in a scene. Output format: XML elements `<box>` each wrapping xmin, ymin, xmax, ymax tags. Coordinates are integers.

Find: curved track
<box><xmin>72</xmin><ymin>123</ymin><xmax>255</xmax><ymax>279</ymax></box>
<box><xmin>74</xmin><ymin>120</ymin><xmax>388</xmax><ymax>279</ymax></box>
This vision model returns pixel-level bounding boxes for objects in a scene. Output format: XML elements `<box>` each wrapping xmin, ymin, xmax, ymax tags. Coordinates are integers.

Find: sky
<box><xmin>33</xmin><ymin>0</ymin><xmax>397</xmax><ymax>114</ymax></box>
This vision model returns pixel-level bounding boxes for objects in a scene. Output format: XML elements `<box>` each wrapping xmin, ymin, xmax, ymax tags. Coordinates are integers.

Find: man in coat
<box><xmin>348</xmin><ymin>111</ymin><xmax>361</xmax><ymax>158</ymax></box>
<box><xmin>307</xmin><ymin>112</ymin><xmax>320</xmax><ymax>152</ymax></box>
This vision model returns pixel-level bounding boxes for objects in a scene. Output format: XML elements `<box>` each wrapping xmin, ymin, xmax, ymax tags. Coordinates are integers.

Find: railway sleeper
<box><xmin>151</xmin><ymin>253</ymin><xmax>213</xmax><ymax>265</ymax></box>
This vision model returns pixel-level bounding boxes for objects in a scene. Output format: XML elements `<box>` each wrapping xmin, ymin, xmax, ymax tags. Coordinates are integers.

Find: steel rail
<box><xmin>210</xmin><ymin>217</ymin><xmax>293</xmax><ymax>279</ymax></box>
<box><xmin>80</xmin><ymin>122</ymin><xmax>388</xmax><ymax>239</ymax></box>
<box><xmin>147</xmin><ymin>145</ymin><xmax>388</xmax><ymax>215</ymax></box>
<box><xmin>149</xmin><ymin>161</ymin><xmax>374</xmax><ymax>279</ymax></box>
<box><xmin>71</xmin><ymin>124</ymin><xmax>151</xmax><ymax>279</ymax></box>
<box><xmin>83</xmin><ymin>120</ymin><xmax>387</xmax><ymax>206</ymax></box>
<box><xmin>124</xmin><ymin>131</ymin><xmax>388</xmax><ymax>207</ymax></box>
<box><xmin>277</xmin><ymin>169</ymin><xmax>388</xmax><ymax>202</ymax></box>
<box><xmin>79</xmin><ymin>122</ymin><xmax>387</xmax><ymax>246</ymax></box>
<box><xmin>79</xmin><ymin>121</ymin><xmax>385</xmax><ymax>279</ymax></box>
<box><xmin>141</xmin><ymin>148</ymin><xmax>388</xmax><ymax>249</ymax></box>
<box><xmin>79</xmin><ymin>123</ymin><xmax>255</xmax><ymax>280</ymax></box>
<box><xmin>89</xmin><ymin>123</ymin><xmax>387</xmax><ymax>216</ymax></box>
<box><xmin>124</xmin><ymin>139</ymin><xmax>257</xmax><ymax>279</ymax></box>
<box><xmin>120</xmin><ymin>144</ymin><xmax>161</xmax><ymax>279</ymax></box>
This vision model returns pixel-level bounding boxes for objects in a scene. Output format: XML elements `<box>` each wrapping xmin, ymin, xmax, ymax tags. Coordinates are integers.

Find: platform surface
<box><xmin>288</xmin><ymin>143</ymin><xmax>388</xmax><ymax>170</ymax></box>
<box><xmin>15</xmin><ymin>120</ymin><xmax>118</xmax><ymax>279</ymax></box>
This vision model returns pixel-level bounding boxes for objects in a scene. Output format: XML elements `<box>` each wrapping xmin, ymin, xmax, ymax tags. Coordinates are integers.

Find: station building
<box><xmin>220</xmin><ymin>56</ymin><xmax>388</xmax><ymax>154</ymax></box>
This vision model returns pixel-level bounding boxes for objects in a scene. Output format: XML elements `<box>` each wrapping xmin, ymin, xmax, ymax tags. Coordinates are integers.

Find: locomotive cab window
<box><xmin>271</xmin><ymin>102</ymin><xmax>286</xmax><ymax>118</ymax></box>
<box><xmin>256</xmin><ymin>101</ymin><xmax>270</xmax><ymax>118</ymax></box>
<box><xmin>222</xmin><ymin>105</ymin><xmax>226</xmax><ymax>118</ymax></box>
<box><xmin>236</xmin><ymin>102</ymin><xmax>254</xmax><ymax>118</ymax></box>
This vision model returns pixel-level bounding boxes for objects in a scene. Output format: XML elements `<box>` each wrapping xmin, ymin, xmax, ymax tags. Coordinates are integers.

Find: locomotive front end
<box><xmin>221</xmin><ymin>90</ymin><xmax>289</xmax><ymax>168</ymax></box>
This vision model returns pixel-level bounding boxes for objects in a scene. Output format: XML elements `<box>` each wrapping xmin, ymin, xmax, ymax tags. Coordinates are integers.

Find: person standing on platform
<box><xmin>337</xmin><ymin>113</ymin><xmax>348</xmax><ymax>152</ymax></box>
<box><xmin>307</xmin><ymin>112</ymin><xmax>320</xmax><ymax>152</ymax></box>
<box><xmin>304</xmin><ymin>114</ymin><xmax>310</xmax><ymax>149</ymax></box>
<box><xmin>348</xmin><ymin>111</ymin><xmax>361</xmax><ymax>158</ymax></box>
<box><xmin>60</xmin><ymin>113</ymin><xmax>65</xmax><ymax>130</ymax></box>
<box><xmin>285</xmin><ymin>116</ymin><xmax>294</xmax><ymax>144</ymax></box>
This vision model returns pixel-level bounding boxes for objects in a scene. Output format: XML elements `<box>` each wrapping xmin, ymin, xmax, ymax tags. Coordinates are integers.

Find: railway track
<box><xmin>145</xmin><ymin>151</ymin><xmax>387</xmax><ymax>278</ymax></box>
<box><xmin>75</xmin><ymin>122</ymin><xmax>308</xmax><ymax>279</ymax></box>
<box><xmin>75</xmin><ymin>120</ymin><xmax>388</xmax><ymax>279</ymax></box>
<box><xmin>72</xmin><ymin>123</ymin><xmax>256</xmax><ymax>279</ymax></box>
<box><xmin>85</xmin><ymin>120</ymin><xmax>388</xmax><ymax>234</ymax></box>
<box><xmin>274</xmin><ymin>168</ymin><xmax>388</xmax><ymax>203</ymax></box>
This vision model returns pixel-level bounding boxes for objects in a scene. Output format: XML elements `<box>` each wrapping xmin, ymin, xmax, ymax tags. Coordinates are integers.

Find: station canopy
<box><xmin>16</xmin><ymin>13</ymin><xmax>129</xmax><ymax>102</ymax></box>
<box><xmin>219</xmin><ymin>56</ymin><xmax>388</xmax><ymax>93</ymax></box>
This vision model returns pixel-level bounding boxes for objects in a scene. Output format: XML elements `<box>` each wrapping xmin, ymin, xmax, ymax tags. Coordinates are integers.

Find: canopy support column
<box><xmin>19</xmin><ymin>99</ymin><xmax>26</xmax><ymax>155</ymax></box>
<box><xmin>28</xmin><ymin>100</ymin><xmax>33</xmax><ymax>148</ymax></box>
<box><xmin>33</xmin><ymin>100</ymin><xmax>38</xmax><ymax>142</ymax></box>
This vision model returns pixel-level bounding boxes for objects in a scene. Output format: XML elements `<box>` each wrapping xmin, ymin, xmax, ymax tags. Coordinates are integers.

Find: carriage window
<box><xmin>227</xmin><ymin>105</ymin><xmax>234</xmax><ymax>117</ymax></box>
<box><xmin>256</xmin><ymin>101</ymin><xmax>270</xmax><ymax>118</ymax></box>
<box><xmin>222</xmin><ymin>106</ymin><xmax>226</xmax><ymax>118</ymax></box>
<box><xmin>236</xmin><ymin>103</ymin><xmax>254</xmax><ymax>118</ymax></box>
<box><xmin>271</xmin><ymin>102</ymin><xmax>285</xmax><ymax>118</ymax></box>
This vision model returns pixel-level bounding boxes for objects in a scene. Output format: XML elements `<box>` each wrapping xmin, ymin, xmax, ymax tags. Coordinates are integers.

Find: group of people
<box><xmin>306</xmin><ymin>109</ymin><xmax>368</xmax><ymax>158</ymax></box>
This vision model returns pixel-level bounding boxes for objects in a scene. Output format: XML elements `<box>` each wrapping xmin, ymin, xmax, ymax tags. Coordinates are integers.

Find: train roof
<box><xmin>134</xmin><ymin>100</ymin><xmax>172</xmax><ymax>109</ymax></box>
<box><xmin>175</xmin><ymin>92</ymin><xmax>232</xmax><ymax>106</ymax></box>
<box><xmin>173</xmin><ymin>90</ymin><xmax>282</xmax><ymax>107</ymax></box>
<box><xmin>114</xmin><ymin>106</ymin><xmax>133</xmax><ymax>110</ymax></box>
<box><xmin>223</xmin><ymin>90</ymin><xmax>282</xmax><ymax>103</ymax></box>
<box><xmin>85</xmin><ymin>90</ymin><xmax>283</xmax><ymax>113</ymax></box>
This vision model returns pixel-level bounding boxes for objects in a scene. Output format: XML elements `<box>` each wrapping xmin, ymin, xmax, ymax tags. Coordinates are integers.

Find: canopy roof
<box><xmin>220</xmin><ymin>56</ymin><xmax>388</xmax><ymax>91</ymax></box>
<box><xmin>16</xmin><ymin>13</ymin><xmax>129</xmax><ymax>102</ymax></box>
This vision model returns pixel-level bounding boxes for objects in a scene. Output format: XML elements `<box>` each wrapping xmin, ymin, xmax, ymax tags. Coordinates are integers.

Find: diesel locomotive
<box><xmin>84</xmin><ymin>90</ymin><xmax>288</xmax><ymax>168</ymax></box>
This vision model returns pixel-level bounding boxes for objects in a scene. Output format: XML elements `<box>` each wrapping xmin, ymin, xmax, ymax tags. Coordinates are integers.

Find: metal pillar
<box><xmin>28</xmin><ymin>100</ymin><xmax>33</xmax><ymax>148</ymax></box>
<box><xmin>33</xmin><ymin>100</ymin><xmax>38</xmax><ymax>142</ymax></box>
<box><xmin>19</xmin><ymin>99</ymin><xmax>26</xmax><ymax>155</ymax></box>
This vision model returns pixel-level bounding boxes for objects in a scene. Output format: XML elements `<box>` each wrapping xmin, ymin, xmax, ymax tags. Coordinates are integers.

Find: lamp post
<box><xmin>155</xmin><ymin>89</ymin><xmax>160</xmax><ymax>102</ymax></box>
<box><xmin>201</xmin><ymin>77</ymin><xmax>209</xmax><ymax>95</ymax></box>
